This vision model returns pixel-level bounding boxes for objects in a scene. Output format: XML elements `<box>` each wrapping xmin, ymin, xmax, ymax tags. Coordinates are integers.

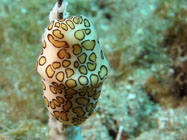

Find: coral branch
<box><xmin>49</xmin><ymin>114</ymin><xmax>82</xmax><ymax>140</ymax></box>
<box><xmin>49</xmin><ymin>0</ymin><xmax>69</xmax><ymax>22</ymax></box>
<box><xmin>57</xmin><ymin>0</ymin><xmax>63</xmax><ymax>19</ymax></box>
<box><xmin>47</xmin><ymin>1</ymin><xmax>82</xmax><ymax>140</ymax></box>
<box><xmin>116</xmin><ymin>126</ymin><xmax>124</xmax><ymax>140</ymax></box>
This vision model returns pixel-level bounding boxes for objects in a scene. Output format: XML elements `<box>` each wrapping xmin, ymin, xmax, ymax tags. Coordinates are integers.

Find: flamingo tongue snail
<box><xmin>36</xmin><ymin>8</ymin><xmax>109</xmax><ymax>126</ymax></box>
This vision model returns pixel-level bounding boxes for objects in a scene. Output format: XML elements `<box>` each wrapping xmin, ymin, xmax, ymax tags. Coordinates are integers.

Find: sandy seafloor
<box><xmin>0</xmin><ymin>0</ymin><xmax>187</xmax><ymax>140</ymax></box>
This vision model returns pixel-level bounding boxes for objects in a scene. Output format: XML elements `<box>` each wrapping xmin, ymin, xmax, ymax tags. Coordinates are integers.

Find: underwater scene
<box><xmin>0</xmin><ymin>0</ymin><xmax>187</xmax><ymax>140</ymax></box>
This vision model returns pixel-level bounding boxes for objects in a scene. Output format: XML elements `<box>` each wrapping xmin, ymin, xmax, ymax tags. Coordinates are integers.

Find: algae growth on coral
<box><xmin>0</xmin><ymin>0</ymin><xmax>186</xmax><ymax>139</ymax></box>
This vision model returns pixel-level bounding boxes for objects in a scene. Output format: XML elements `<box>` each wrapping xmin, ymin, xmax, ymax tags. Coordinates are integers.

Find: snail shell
<box><xmin>36</xmin><ymin>15</ymin><xmax>109</xmax><ymax>125</ymax></box>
